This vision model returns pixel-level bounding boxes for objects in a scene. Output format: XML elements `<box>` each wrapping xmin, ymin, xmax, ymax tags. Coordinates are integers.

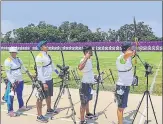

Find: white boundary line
<box><xmin>138</xmin><ymin>59</ymin><xmax>162</xmax><ymax>124</ymax></box>
<box><xmin>1</xmin><ymin>109</ymin><xmax>80</xmax><ymax>123</ymax></box>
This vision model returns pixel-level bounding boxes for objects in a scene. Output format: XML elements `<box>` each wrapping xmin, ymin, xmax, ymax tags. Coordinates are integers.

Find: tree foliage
<box><xmin>1</xmin><ymin>21</ymin><xmax>161</xmax><ymax>43</ymax></box>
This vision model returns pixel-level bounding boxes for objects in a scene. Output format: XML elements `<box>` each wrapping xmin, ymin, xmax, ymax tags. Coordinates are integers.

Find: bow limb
<box><xmin>59</xmin><ymin>46</ymin><xmax>67</xmax><ymax>87</ymax></box>
<box><xmin>60</xmin><ymin>47</ymin><xmax>65</xmax><ymax>67</ymax></box>
<box><xmin>133</xmin><ymin>17</ymin><xmax>138</xmax><ymax>76</ymax></box>
<box><xmin>30</xmin><ymin>50</ymin><xmax>38</xmax><ymax>78</ymax></box>
<box><xmin>28</xmin><ymin>51</ymin><xmax>31</xmax><ymax>69</ymax></box>
<box><xmin>93</xmin><ymin>46</ymin><xmax>100</xmax><ymax>115</ymax></box>
<box><xmin>26</xmin><ymin>48</ymin><xmax>38</xmax><ymax>107</ymax></box>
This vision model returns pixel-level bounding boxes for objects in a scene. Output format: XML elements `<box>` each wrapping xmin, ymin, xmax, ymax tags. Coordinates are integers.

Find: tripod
<box><xmin>132</xmin><ymin>54</ymin><xmax>158</xmax><ymax>124</ymax></box>
<box><xmin>53</xmin><ymin>69</ymin><xmax>76</xmax><ymax>124</ymax></box>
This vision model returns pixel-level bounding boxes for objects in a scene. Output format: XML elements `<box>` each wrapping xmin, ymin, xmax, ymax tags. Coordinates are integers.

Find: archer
<box><xmin>4</xmin><ymin>47</ymin><xmax>30</xmax><ymax>117</ymax></box>
<box><xmin>114</xmin><ymin>41</ymin><xmax>136</xmax><ymax>124</ymax></box>
<box><xmin>35</xmin><ymin>41</ymin><xmax>59</xmax><ymax>123</ymax></box>
<box><xmin>78</xmin><ymin>46</ymin><xmax>97</xmax><ymax>124</ymax></box>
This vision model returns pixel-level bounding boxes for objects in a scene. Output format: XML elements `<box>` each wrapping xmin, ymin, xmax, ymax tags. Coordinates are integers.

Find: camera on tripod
<box><xmin>132</xmin><ymin>60</ymin><xmax>157</xmax><ymax>123</ymax></box>
<box><xmin>144</xmin><ymin>62</ymin><xmax>153</xmax><ymax>76</ymax></box>
<box><xmin>57</xmin><ymin>64</ymin><xmax>69</xmax><ymax>80</ymax></box>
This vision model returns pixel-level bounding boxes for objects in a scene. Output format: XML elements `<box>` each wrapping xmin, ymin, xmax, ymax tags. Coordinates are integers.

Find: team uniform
<box><xmin>79</xmin><ymin>57</ymin><xmax>94</xmax><ymax>106</ymax></box>
<box><xmin>35</xmin><ymin>41</ymin><xmax>60</xmax><ymax>122</ymax></box>
<box><xmin>36</xmin><ymin>51</ymin><xmax>58</xmax><ymax>99</ymax></box>
<box><xmin>115</xmin><ymin>52</ymin><xmax>133</xmax><ymax>108</ymax></box>
<box><xmin>4</xmin><ymin>56</ymin><xmax>29</xmax><ymax>116</ymax></box>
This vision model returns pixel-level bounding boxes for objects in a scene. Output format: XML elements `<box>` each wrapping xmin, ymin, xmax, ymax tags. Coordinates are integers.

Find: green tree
<box><xmin>1</xmin><ymin>20</ymin><xmax>160</xmax><ymax>43</ymax></box>
<box><xmin>116</xmin><ymin>22</ymin><xmax>158</xmax><ymax>41</ymax></box>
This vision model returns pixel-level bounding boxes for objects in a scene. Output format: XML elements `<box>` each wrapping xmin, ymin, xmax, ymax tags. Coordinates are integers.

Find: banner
<box><xmin>1</xmin><ymin>41</ymin><xmax>162</xmax><ymax>51</ymax></box>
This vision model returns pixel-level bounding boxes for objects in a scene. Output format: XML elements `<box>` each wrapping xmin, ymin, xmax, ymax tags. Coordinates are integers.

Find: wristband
<box><xmin>54</xmin><ymin>69</ymin><xmax>59</xmax><ymax>75</ymax></box>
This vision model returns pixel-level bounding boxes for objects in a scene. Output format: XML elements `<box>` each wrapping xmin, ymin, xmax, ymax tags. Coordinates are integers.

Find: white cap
<box><xmin>9</xmin><ymin>47</ymin><xmax>18</xmax><ymax>53</ymax></box>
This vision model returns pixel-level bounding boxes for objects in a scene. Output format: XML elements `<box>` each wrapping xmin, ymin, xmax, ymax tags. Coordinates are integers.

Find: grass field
<box><xmin>1</xmin><ymin>51</ymin><xmax>162</xmax><ymax>95</ymax></box>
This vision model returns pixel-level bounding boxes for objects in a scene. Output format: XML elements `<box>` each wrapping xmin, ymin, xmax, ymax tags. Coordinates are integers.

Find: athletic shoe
<box><xmin>123</xmin><ymin>119</ymin><xmax>132</xmax><ymax>124</ymax></box>
<box><xmin>8</xmin><ymin>111</ymin><xmax>18</xmax><ymax>117</ymax></box>
<box><xmin>79</xmin><ymin>120</ymin><xmax>87</xmax><ymax>124</ymax></box>
<box><xmin>85</xmin><ymin>113</ymin><xmax>98</xmax><ymax>120</ymax></box>
<box><xmin>47</xmin><ymin>108</ymin><xmax>58</xmax><ymax>114</ymax></box>
<box><xmin>19</xmin><ymin>106</ymin><xmax>30</xmax><ymax>111</ymax></box>
<box><xmin>37</xmin><ymin>115</ymin><xmax>48</xmax><ymax>123</ymax></box>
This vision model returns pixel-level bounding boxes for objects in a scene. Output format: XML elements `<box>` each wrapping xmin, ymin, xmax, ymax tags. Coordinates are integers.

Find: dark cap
<box><xmin>37</xmin><ymin>41</ymin><xmax>47</xmax><ymax>50</ymax></box>
<box><xmin>121</xmin><ymin>41</ymin><xmax>132</xmax><ymax>51</ymax></box>
<box><xmin>83</xmin><ymin>45</ymin><xmax>92</xmax><ymax>53</ymax></box>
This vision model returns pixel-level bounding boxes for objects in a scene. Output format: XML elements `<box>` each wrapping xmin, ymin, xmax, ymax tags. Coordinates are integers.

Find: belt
<box><xmin>43</xmin><ymin>61</ymin><xmax>52</xmax><ymax>67</ymax></box>
<box><xmin>118</xmin><ymin>67</ymin><xmax>132</xmax><ymax>72</ymax></box>
<box><xmin>116</xmin><ymin>84</ymin><xmax>130</xmax><ymax>88</ymax></box>
<box><xmin>11</xmin><ymin>67</ymin><xmax>21</xmax><ymax>71</ymax></box>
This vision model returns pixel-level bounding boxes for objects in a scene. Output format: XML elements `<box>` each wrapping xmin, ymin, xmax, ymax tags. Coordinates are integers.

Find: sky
<box><xmin>1</xmin><ymin>1</ymin><xmax>162</xmax><ymax>37</ymax></box>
